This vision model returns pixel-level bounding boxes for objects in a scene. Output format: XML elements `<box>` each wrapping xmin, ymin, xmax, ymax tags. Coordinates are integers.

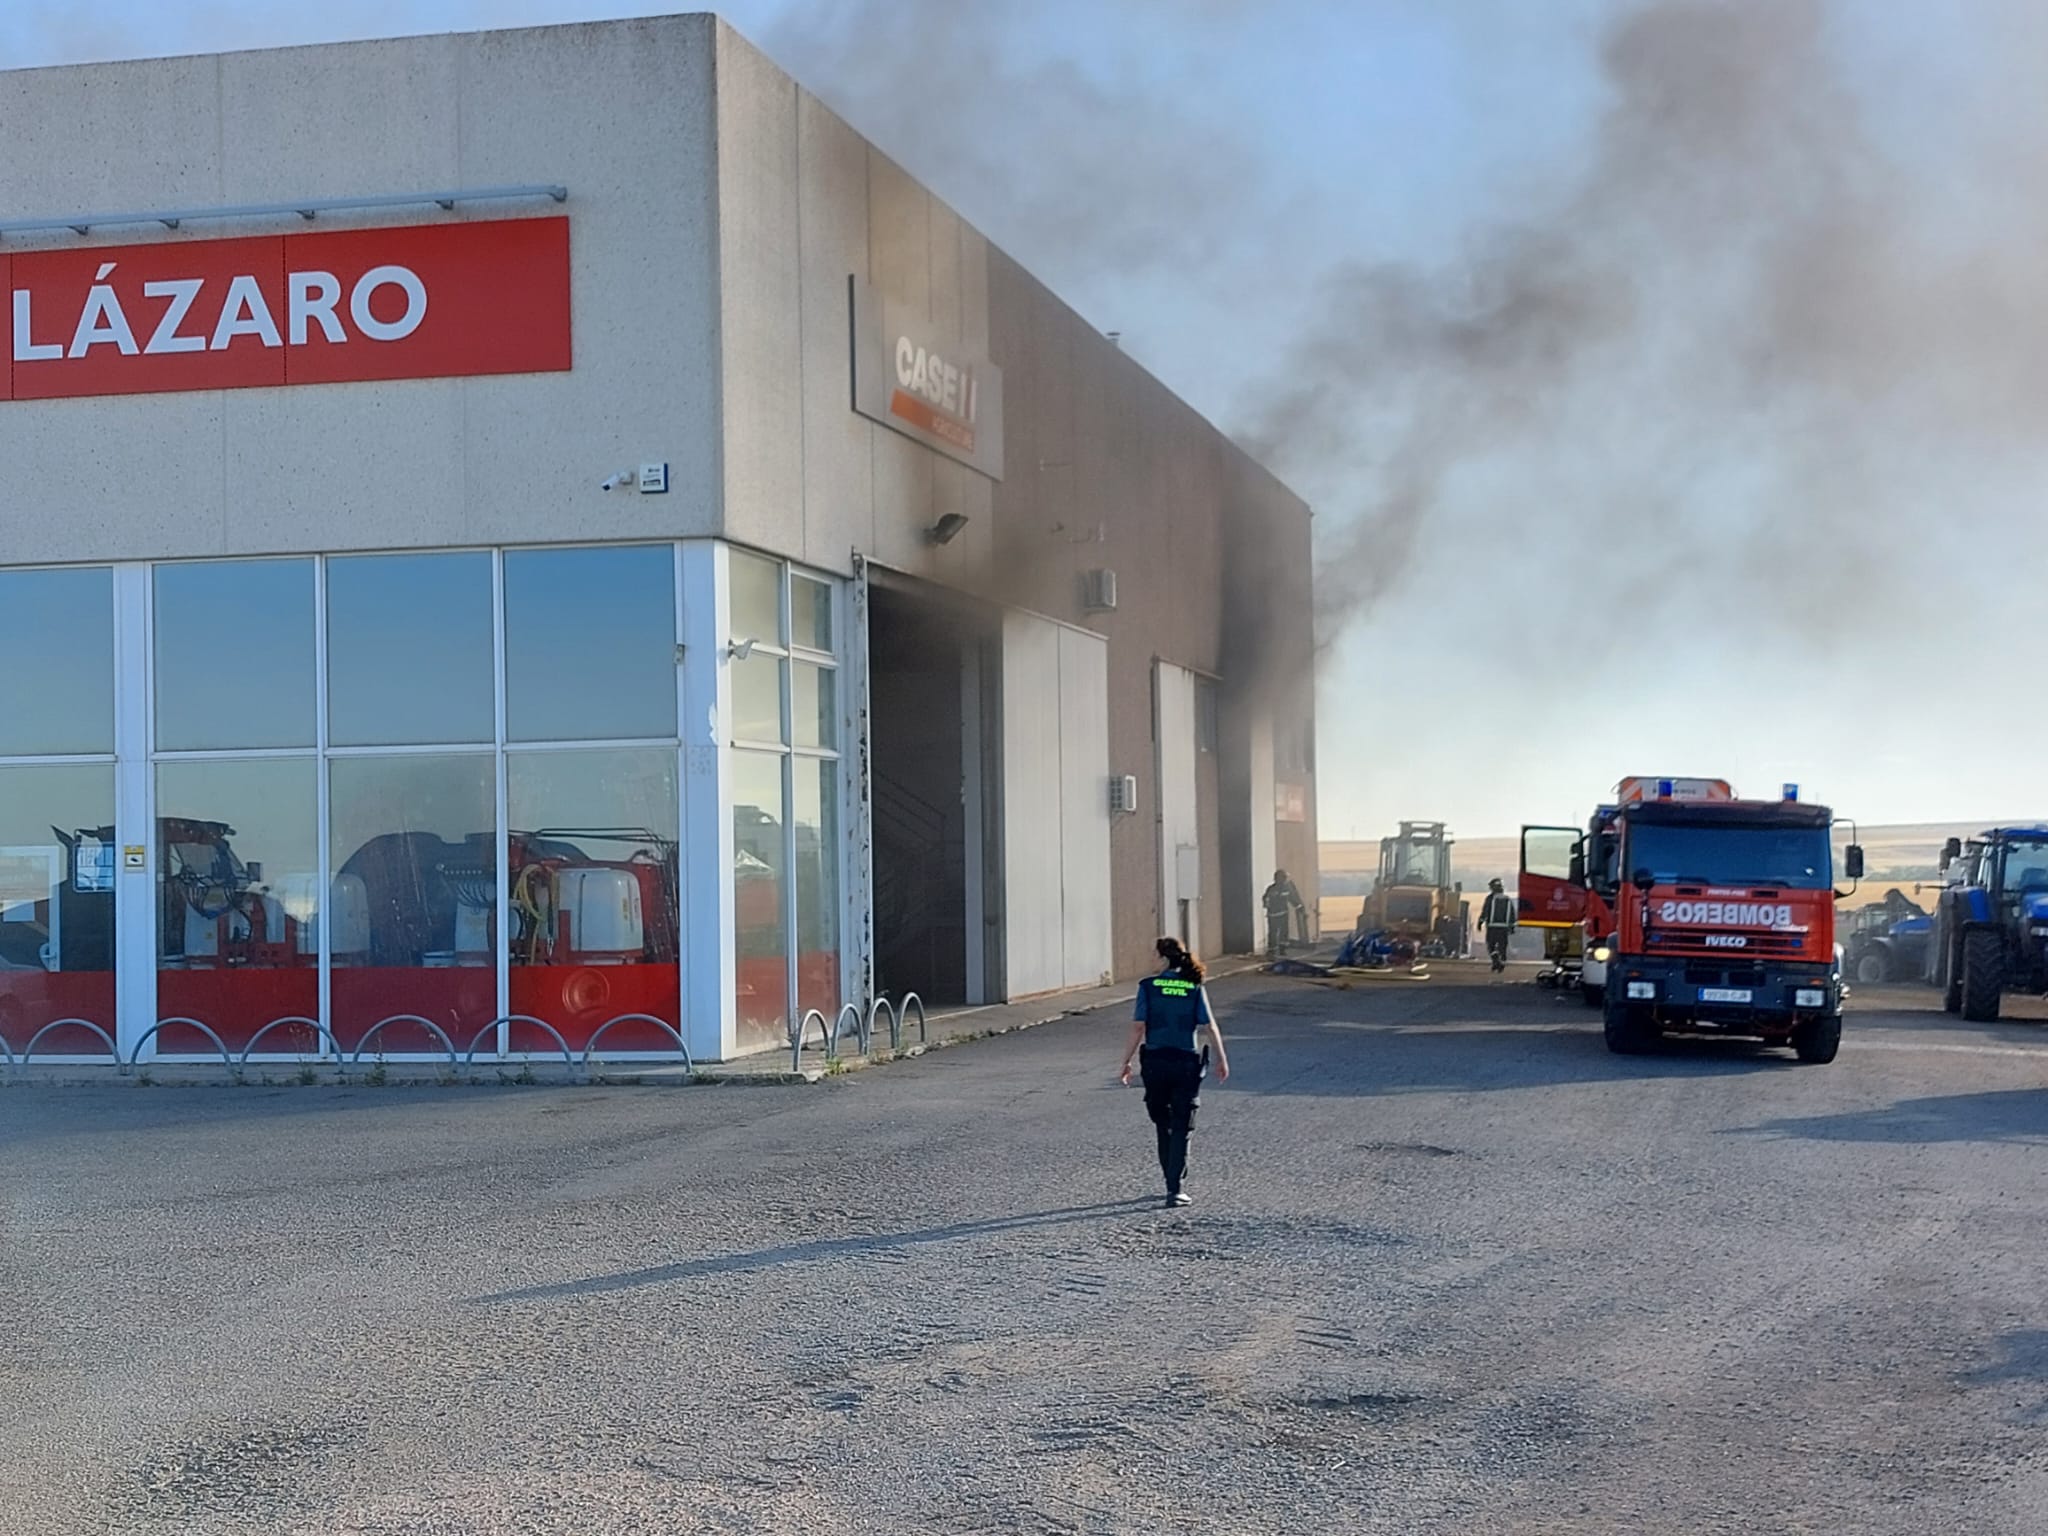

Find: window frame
<box><xmin>140</xmin><ymin>542</ymin><xmax>687</xmax><ymax>1061</ymax></box>
<box><xmin>723</xmin><ymin>548</ymin><xmax>845</xmax><ymax>1045</ymax></box>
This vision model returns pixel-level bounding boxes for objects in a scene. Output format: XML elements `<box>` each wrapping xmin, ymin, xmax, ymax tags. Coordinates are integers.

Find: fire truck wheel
<box><xmin>1602</xmin><ymin>991</ymin><xmax>1651</xmax><ymax>1055</ymax></box>
<box><xmin>1961</xmin><ymin>929</ymin><xmax>2006</xmax><ymax>1023</ymax></box>
<box><xmin>1792</xmin><ymin>1012</ymin><xmax>1841</xmax><ymax>1064</ymax></box>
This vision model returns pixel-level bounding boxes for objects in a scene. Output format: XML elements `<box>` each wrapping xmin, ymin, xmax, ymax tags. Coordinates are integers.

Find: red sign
<box><xmin>2</xmin><ymin>216</ymin><xmax>570</xmax><ymax>402</ymax></box>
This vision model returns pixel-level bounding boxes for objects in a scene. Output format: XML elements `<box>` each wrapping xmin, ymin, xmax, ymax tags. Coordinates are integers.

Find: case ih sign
<box><xmin>850</xmin><ymin>277</ymin><xmax>1004</xmax><ymax>480</ymax></box>
<box><xmin>0</xmin><ymin>216</ymin><xmax>570</xmax><ymax>401</ymax></box>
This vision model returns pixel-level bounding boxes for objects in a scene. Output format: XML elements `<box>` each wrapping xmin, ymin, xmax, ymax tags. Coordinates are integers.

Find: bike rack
<box><xmin>865</xmin><ymin>993</ymin><xmax>928</xmax><ymax>1052</ymax></box>
<box><xmin>462</xmin><ymin>1016</ymin><xmax>577</xmax><ymax>1073</ymax></box>
<box><xmin>237</xmin><ymin>1016</ymin><xmax>338</xmax><ymax>1068</ymax></box>
<box><xmin>582</xmin><ymin>1014</ymin><xmax>694</xmax><ymax>1075</ymax></box>
<box><xmin>18</xmin><ymin>1017</ymin><xmax>118</xmax><ymax>1070</ymax></box>
<box><xmin>349</xmin><ymin>1014</ymin><xmax>459</xmax><ymax>1067</ymax></box>
<box><xmin>868</xmin><ymin>996</ymin><xmax>898</xmax><ymax>1051</ymax></box>
<box><xmin>125</xmin><ymin>1017</ymin><xmax>234</xmax><ymax>1074</ymax></box>
<box><xmin>828</xmin><ymin>1002</ymin><xmax>867</xmax><ymax>1056</ymax></box>
<box><xmin>791</xmin><ymin>1008</ymin><xmax>829</xmax><ymax>1072</ymax></box>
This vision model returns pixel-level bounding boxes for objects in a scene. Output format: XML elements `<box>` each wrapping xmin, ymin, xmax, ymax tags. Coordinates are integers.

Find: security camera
<box><xmin>600</xmin><ymin>470</ymin><xmax>636</xmax><ymax>492</ymax></box>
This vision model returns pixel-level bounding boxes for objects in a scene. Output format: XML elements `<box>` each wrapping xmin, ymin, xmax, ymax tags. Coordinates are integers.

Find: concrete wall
<box><xmin>708</xmin><ymin>19</ymin><xmax>1316</xmax><ymax>978</ymax></box>
<box><xmin>0</xmin><ymin>18</ymin><xmax>722</xmax><ymax>563</ymax></box>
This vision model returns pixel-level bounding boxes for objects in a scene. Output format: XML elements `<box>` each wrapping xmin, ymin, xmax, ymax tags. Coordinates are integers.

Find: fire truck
<box><xmin>1520</xmin><ymin>777</ymin><xmax>1860</xmax><ymax>1062</ymax></box>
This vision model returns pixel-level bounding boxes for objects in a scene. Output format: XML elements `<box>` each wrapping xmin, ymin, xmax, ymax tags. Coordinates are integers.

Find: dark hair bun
<box><xmin>1154</xmin><ymin>935</ymin><xmax>1206</xmax><ymax>982</ymax></box>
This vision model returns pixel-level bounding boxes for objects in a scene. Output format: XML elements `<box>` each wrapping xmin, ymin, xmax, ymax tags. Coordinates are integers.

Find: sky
<box><xmin>4</xmin><ymin>1</ymin><xmax>2044</xmax><ymax>841</ymax></box>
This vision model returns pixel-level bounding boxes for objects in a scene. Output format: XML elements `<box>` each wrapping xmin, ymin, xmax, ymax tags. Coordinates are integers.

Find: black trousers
<box><xmin>1486</xmin><ymin>926</ymin><xmax>1512</xmax><ymax>970</ymax></box>
<box><xmin>1140</xmin><ymin>1047</ymin><xmax>1204</xmax><ymax>1194</ymax></box>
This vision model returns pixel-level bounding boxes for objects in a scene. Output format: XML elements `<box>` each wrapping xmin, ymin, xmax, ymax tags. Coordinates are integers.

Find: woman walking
<box><xmin>1119</xmin><ymin>937</ymin><xmax>1230</xmax><ymax>1208</ymax></box>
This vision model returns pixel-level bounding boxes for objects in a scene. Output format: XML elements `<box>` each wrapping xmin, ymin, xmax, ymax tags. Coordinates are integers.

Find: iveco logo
<box><xmin>1704</xmin><ymin>934</ymin><xmax>1749</xmax><ymax>949</ymax></box>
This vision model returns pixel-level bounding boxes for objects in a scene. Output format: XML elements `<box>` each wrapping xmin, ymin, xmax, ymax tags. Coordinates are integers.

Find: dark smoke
<box><xmin>759</xmin><ymin>0</ymin><xmax>1263</xmax><ymax>282</ymax></box>
<box><xmin>1241</xmin><ymin>0</ymin><xmax>2048</xmax><ymax>657</ymax></box>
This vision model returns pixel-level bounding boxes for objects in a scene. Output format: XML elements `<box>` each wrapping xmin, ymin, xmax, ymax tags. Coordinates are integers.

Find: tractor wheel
<box><xmin>1853</xmin><ymin>949</ymin><xmax>1889</xmax><ymax>985</ymax></box>
<box><xmin>1603</xmin><ymin>988</ymin><xmax>1651</xmax><ymax>1055</ymax></box>
<box><xmin>1961</xmin><ymin>929</ymin><xmax>2006</xmax><ymax>1023</ymax></box>
<box><xmin>1792</xmin><ymin>1011</ymin><xmax>1842</xmax><ymax>1064</ymax></box>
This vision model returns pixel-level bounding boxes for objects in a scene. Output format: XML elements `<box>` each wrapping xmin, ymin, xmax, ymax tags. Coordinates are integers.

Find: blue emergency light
<box><xmin>1783</xmin><ymin>783</ymin><xmax>1799</xmax><ymax>802</ymax></box>
<box><xmin>1658</xmin><ymin>779</ymin><xmax>1674</xmax><ymax>800</ymax></box>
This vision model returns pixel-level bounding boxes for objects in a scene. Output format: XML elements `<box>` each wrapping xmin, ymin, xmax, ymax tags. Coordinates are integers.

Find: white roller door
<box><xmin>1000</xmin><ymin>611</ymin><xmax>1112</xmax><ymax>999</ymax></box>
<box><xmin>1001</xmin><ymin>611</ymin><xmax>1064</xmax><ymax>997</ymax></box>
<box><xmin>1156</xmin><ymin>661</ymin><xmax>1200</xmax><ymax>947</ymax></box>
<box><xmin>1057</xmin><ymin>626</ymin><xmax>1112</xmax><ymax>988</ymax></box>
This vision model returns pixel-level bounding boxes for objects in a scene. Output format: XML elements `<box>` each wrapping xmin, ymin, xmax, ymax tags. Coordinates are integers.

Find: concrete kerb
<box><xmin>715</xmin><ymin>962</ymin><xmax>1263</xmax><ymax>1084</ymax></box>
<box><xmin>0</xmin><ymin>959</ymin><xmax>1266</xmax><ymax>1089</ymax></box>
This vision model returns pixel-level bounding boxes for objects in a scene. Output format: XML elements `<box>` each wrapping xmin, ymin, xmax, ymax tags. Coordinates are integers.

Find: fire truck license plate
<box><xmin>1701</xmin><ymin>987</ymin><xmax>1753</xmax><ymax>1004</ymax></box>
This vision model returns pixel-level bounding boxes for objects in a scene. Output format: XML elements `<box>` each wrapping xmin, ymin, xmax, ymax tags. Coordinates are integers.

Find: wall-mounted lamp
<box><xmin>925</xmin><ymin>512</ymin><xmax>971</xmax><ymax>546</ymax></box>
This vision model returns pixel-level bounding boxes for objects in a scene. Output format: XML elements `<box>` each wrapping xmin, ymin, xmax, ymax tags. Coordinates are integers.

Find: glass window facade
<box><xmin>729</xmin><ymin>550</ymin><xmax>784</xmax><ymax>646</ymax></box>
<box><xmin>327</xmin><ymin>552</ymin><xmax>495</xmax><ymax>747</ymax></box>
<box><xmin>505</xmin><ymin>546</ymin><xmax>678</xmax><ymax>743</ymax></box>
<box><xmin>0</xmin><ymin>763</ymin><xmax>116</xmax><ymax>1054</ymax></box>
<box><xmin>329</xmin><ymin>753</ymin><xmax>499</xmax><ymax>1053</ymax></box>
<box><xmin>154</xmin><ymin>560</ymin><xmax>316</xmax><ymax>752</ymax></box>
<box><xmin>732</xmin><ymin>748</ymin><xmax>790</xmax><ymax>1051</ymax></box>
<box><xmin>0</xmin><ymin>568</ymin><xmax>115</xmax><ymax>757</ymax></box>
<box><xmin>156</xmin><ymin>758</ymin><xmax>319</xmax><ymax>1052</ymax></box>
<box><xmin>508</xmin><ymin>747</ymin><xmax>680</xmax><ymax>1052</ymax></box>
<box><xmin>0</xmin><ymin>568</ymin><xmax>119</xmax><ymax>1056</ymax></box>
<box><xmin>725</xmin><ymin>549</ymin><xmax>842</xmax><ymax>1052</ymax></box>
<box><xmin>0</xmin><ymin>544</ymin><xmax>844</xmax><ymax>1063</ymax></box>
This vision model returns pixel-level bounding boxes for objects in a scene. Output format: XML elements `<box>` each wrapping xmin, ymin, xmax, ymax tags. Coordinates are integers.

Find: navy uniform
<box><xmin>1135</xmin><ymin>972</ymin><xmax>1212</xmax><ymax>1200</ymax></box>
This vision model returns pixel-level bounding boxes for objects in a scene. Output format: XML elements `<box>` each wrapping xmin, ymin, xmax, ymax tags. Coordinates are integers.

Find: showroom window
<box><xmin>0</xmin><ymin>568</ymin><xmax>118</xmax><ymax>1057</ymax></box>
<box><xmin>152</xmin><ymin>559</ymin><xmax>320</xmax><ymax>1053</ymax></box>
<box><xmin>727</xmin><ymin>551</ymin><xmax>842</xmax><ymax>1052</ymax></box>
<box><xmin>0</xmin><ymin>545</ymin><xmax>846</xmax><ymax>1062</ymax></box>
<box><xmin>503</xmin><ymin>544</ymin><xmax>683</xmax><ymax>1053</ymax></box>
<box><xmin>322</xmin><ymin>552</ymin><xmax>499</xmax><ymax>1055</ymax></box>
<box><xmin>326</xmin><ymin>552</ymin><xmax>495</xmax><ymax>748</ymax></box>
<box><xmin>131</xmin><ymin>544</ymin><xmax>686</xmax><ymax>1061</ymax></box>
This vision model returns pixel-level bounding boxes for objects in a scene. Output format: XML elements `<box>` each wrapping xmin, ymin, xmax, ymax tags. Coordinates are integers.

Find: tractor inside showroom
<box><xmin>1926</xmin><ymin>827</ymin><xmax>2048</xmax><ymax>1021</ymax></box>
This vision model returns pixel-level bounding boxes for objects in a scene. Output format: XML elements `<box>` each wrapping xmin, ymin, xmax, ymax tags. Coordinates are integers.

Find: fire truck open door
<box><xmin>1519</xmin><ymin>826</ymin><xmax>1587</xmax><ymax>929</ymax></box>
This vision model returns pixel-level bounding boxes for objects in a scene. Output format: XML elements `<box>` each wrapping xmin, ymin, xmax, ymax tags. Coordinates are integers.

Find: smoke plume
<box><xmin>1241</xmin><ymin>0</ymin><xmax>2048</xmax><ymax>656</ymax></box>
<box><xmin>760</xmin><ymin>1</ymin><xmax>1264</xmax><ymax>284</ymax></box>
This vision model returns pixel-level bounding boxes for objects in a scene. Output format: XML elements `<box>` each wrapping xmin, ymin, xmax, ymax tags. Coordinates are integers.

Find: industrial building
<box><xmin>0</xmin><ymin>15</ymin><xmax>1317</xmax><ymax>1065</ymax></box>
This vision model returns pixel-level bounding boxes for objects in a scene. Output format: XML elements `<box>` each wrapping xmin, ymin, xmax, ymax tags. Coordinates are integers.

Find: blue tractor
<box><xmin>1842</xmin><ymin>890</ymin><xmax>1932</xmax><ymax>985</ymax></box>
<box><xmin>1925</xmin><ymin>827</ymin><xmax>2048</xmax><ymax>1021</ymax></box>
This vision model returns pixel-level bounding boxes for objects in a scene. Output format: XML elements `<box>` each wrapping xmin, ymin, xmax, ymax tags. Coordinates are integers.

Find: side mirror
<box><xmin>1941</xmin><ymin>837</ymin><xmax>1961</xmax><ymax>872</ymax></box>
<box><xmin>246</xmin><ymin>861</ymin><xmax>264</xmax><ymax>885</ymax></box>
<box><xmin>1569</xmin><ymin>853</ymin><xmax>1587</xmax><ymax>884</ymax></box>
<box><xmin>1845</xmin><ymin>845</ymin><xmax>1864</xmax><ymax>881</ymax></box>
<box><xmin>1632</xmin><ymin>868</ymin><xmax>1656</xmax><ymax>894</ymax></box>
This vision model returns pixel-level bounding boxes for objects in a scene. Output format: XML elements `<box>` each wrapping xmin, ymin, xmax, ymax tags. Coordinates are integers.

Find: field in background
<box><xmin>1318</xmin><ymin>821</ymin><xmax>2007</xmax><ymax>936</ymax></box>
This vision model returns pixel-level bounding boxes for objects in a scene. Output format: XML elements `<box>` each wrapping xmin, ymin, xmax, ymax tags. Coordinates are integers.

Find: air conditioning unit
<box><xmin>1109</xmin><ymin>773</ymin><xmax>1140</xmax><ymax>814</ymax></box>
<box><xmin>1082</xmin><ymin>568</ymin><xmax>1118</xmax><ymax>612</ymax></box>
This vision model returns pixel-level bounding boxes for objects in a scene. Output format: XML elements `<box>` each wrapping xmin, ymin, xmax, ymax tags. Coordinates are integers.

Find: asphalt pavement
<box><xmin>5</xmin><ymin>964</ymin><xmax>2048</xmax><ymax>1534</ymax></box>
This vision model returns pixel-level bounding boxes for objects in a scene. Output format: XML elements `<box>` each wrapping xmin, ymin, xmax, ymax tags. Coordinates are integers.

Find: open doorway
<box><xmin>866</xmin><ymin>575</ymin><xmax>1003</xmax><ymax>1007</ymax></box>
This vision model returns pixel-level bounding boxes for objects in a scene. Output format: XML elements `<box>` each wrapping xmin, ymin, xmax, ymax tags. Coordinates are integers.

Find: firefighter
<box><xmin>1480</xmin><ymin>878</ymin><xmax>1517</xmax><ymax>974</ymax></box>
<box><xmin>1262</xmin><ymin>868</ymin><xmax>1308</xmax><ymax>955</ymax></box>
<box><xmin>1119</xmin><ymin>936</ymin><xmax>1231</xmax><ymax>1208</ymax></box>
